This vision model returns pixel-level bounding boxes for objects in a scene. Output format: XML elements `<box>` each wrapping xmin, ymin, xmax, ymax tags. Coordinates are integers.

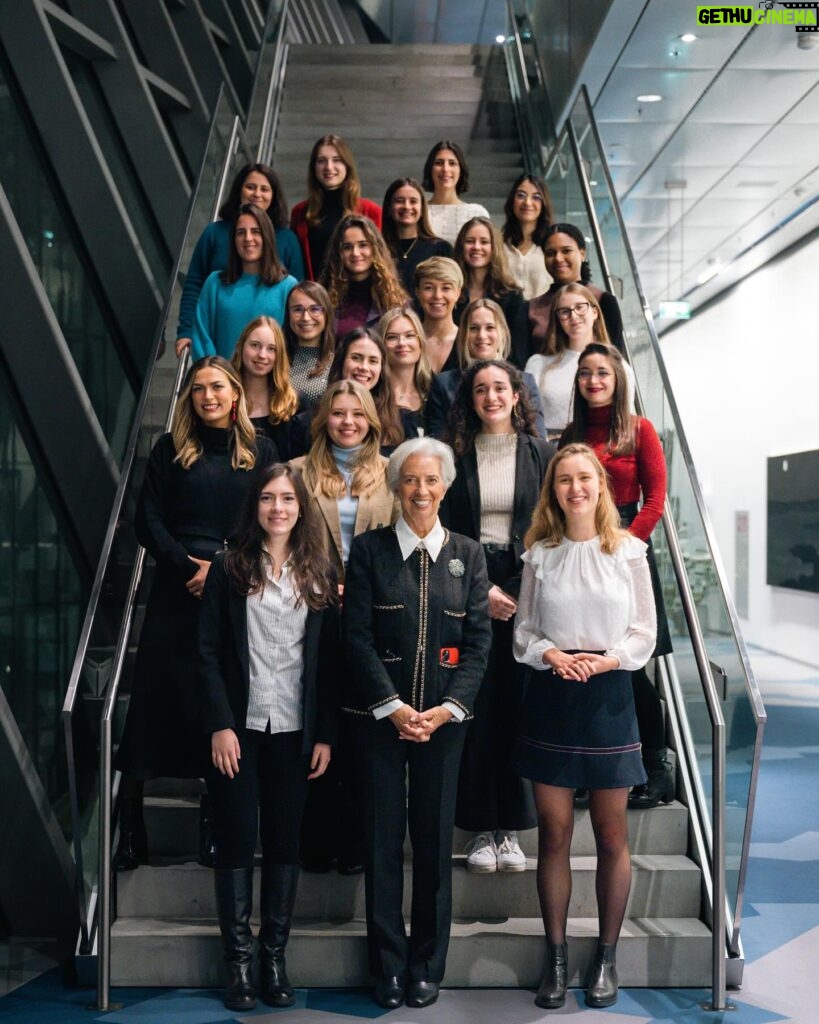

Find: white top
<box><xmin>427</xmin><ymin>201</ymin><xmax>491</xmax><ymax>245</ymax></box>
<box><xmin>245</xmin><ymin>561</ymin><xmax>308</xmax><ymax>733</ymax></box>
<box><xmin>475</xmin><ymin>432</ymin><xmax>517</xmax><ymax>545</ymax></box>
<box><xmin>504</xmin><ymin>243</ymin><xmax>552</xmax><ymax>300</ymax></box>
<box><xmin>513</xmin><ymin>535</ymin><xmax>656</xmax><ymax>672</ymax></box>
<box><xmin>525</xmin><ymin>351</ymin><xmax>637</xmax><ymax>433</ymax></box>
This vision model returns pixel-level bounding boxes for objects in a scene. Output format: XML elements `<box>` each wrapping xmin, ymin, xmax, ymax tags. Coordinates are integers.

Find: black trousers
<box><xmin>205</xmin><ymin>727</ymin><xmax>310</xmax><ymax>868</ymax></box>
<box><xmin>353</xmin><ymin>716</ymin><xmax>467</xmax><ymax>984</ymax></box>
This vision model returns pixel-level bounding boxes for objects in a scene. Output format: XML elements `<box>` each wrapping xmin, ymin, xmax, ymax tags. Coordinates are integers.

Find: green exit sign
<box><xmin>658</xmin><ymin>300</ymin><xmax>692</xmax><ymax>321</ymax></box>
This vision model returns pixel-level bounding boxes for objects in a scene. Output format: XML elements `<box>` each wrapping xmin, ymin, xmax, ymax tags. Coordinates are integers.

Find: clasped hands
<box><xmin>389</xmin><ymin>702</ymin><xmax>452</xmax><ymax>742</ymax></box>
<box><xmin>542</xmin><ymin>648</ymin><xmax>619</xmax><ymax>682</ymax></box>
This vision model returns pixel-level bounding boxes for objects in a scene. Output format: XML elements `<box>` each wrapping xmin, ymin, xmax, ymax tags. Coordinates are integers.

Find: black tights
<box><xmin>533</xmin><ymin>784</ymin><xmax>631</xmax><ymax>946</ymax></box>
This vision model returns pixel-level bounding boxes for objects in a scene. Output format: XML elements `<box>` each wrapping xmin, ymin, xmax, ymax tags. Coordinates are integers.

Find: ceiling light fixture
<box><xmin>679</xmin><ymin>33</ymin><xmax>697</xmax><ymax>42</ymax></box>
<box><xmin>696</xmin><ymin>262</ymin><xmax>723</xmax><ymax>286</ymax></box>
<box><xmin>636</xmin><ymin>94</ymin><xmax>663</xmax><ymax>103</ymax></box>
<box><xmin>495</xmin><ymin>34</ymin><xmax>506</xmax><ymax>44</ymax></box>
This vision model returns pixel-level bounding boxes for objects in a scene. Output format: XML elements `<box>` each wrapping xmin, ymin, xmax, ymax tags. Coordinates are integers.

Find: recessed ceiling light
<box><xmin>679</xmin><ymin>33</ymin><xmax>697</xmax><ymax>42</ymax></box>
<box><xmin>495</xmin><ymin>34</ymin><xmax>506</xmax><ymax>44</ymax></box>
<box><xmin>696</xmin><ymin>263</ymin><xmax>723</xmax><ymax>286</ymax></box>
<box><xmin>636</xmin><ymin>94</ymin><xmax>663</xmax><ymax>103</ymax></box>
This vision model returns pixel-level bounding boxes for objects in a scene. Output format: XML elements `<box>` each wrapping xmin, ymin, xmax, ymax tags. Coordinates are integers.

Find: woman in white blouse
<box><xmin>198</xmin><ymin>463</ymin><xmax>340</xmax><ymax>1012</ymax></box>
<box><xmin>501</xmin><ymin>173</ymin><xmax>554</xmax><ymax>300</ymax></box>
<box><xmin>422</xmin><ymin>140</ymin><xmax>490</xmax><ymax>245</ymax></box>
<box><xmin>513</xmin><ymin>443</ymin><xmax>656</xmax><ymax>1011</ymax></box>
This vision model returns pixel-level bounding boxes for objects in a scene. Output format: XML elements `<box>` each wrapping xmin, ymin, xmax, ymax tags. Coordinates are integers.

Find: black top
<box><xmin>307</xmin><ymin>187</ymin><xmax>343</xmax><ymax>281</ymax></box>
<box><xmin>392</xmin><ymin>236</ymin><xmax>453</xmax><ymax>295</ymax></box>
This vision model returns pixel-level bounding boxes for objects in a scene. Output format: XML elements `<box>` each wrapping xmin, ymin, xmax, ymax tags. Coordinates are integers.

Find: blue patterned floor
<box><xmin>2</xmin><ymin>648</ymin><xmax>816</xmax><ymax>1023</ymax></box>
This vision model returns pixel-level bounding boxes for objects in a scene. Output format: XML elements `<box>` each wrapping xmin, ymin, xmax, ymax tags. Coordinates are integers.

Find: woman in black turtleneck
<box><xmin>290</xmin><ymin>134</ymin><xmax>382</xmax><ymax>281</ymax></box>
<box><xmin>113</xmin><ymin>357</ymin><xmax>277</xmax><ymax>872</ymax></box>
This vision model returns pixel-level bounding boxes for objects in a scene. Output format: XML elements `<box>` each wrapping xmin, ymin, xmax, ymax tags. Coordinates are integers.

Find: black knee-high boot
<box><xmin>113</xmin><ymin>782</ymin><xmax>148</xmax><ymax>871</ymax></box>
<box><xmin>258</xmin><ymin>861</ymin><xmax>300</xmax><ymax>1007</ymax></box>
<box><xmin>215</xmin><ymin>867</ymin><xmax>256</xmax><ymax>1012</ymax></box>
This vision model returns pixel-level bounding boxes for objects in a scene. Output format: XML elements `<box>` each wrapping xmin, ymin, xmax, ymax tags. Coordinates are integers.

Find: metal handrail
<box><xmin>255</xmin><ymin>0</ymin><xmax>291</xmax><ymax>163</ymax></box>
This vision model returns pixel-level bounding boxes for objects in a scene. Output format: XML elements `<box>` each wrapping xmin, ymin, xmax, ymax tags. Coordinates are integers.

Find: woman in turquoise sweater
<box><xmin>176</xmin><ymin>164</ymin><xmax>304</xmax><ymax>356</ymax></box>
<box><xmin>192</xmin><ymin>205</ymin><xmax>298</xmax><ymax>361</ymax></box>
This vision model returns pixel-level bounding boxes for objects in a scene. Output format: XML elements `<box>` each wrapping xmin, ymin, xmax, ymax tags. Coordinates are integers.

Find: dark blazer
<box><xmin>198</xmin><ymin>552</ymin><xmax>341</xmax><ymax>753</ymax></box>
<box><xmin>440</xmin><ymin>434</ymin><xmax>555</xmax><ymax>599</ymax></box>
<box><xmin>426</xmin><ymin>368</ymin><xmax>548</xmax><ymax>440</ymax></box>
<box><xmin>343</xmin><ymin>526</ymin><xmax>491</xmax><ymax>719</ymax></box>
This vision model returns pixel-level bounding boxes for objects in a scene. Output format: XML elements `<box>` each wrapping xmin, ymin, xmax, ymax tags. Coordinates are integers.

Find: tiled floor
<box><xmin>1</xmin><ymin>646</ymin><xmax>816</xmax><ymax>1023</ymax></box>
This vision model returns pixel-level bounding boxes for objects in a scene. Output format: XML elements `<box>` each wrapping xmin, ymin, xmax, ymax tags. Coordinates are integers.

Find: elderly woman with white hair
<box><xmin>343</xmin><ymin>437</ymin><xmax>491</xmax><ymax>1010</ymax></box>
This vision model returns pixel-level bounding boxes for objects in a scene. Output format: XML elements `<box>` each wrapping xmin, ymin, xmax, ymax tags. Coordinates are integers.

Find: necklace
<box><xmin>398</xmin><ymin>237</ymin><xmax>419</xmax><ymax>260</ymax></box>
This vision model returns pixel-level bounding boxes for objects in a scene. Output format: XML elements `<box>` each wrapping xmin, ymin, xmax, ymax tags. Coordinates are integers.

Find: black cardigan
<box><xmin>197</xmin><ymin>552</ymin><xmax>341</xmax><ymax>752</ymax></box>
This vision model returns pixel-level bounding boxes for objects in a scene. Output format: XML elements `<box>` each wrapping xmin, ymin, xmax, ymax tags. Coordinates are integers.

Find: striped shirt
<box><xmin>245</xmin><ymin>560</ymin><xmax>308</xmax><ymax>733</ymax></box>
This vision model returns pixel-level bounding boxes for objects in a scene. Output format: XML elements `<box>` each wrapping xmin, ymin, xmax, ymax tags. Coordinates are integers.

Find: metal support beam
<box><xmin>164</xmin><ymin>0</ymin><xmax>245</xmax><ymax>115</ymax></box>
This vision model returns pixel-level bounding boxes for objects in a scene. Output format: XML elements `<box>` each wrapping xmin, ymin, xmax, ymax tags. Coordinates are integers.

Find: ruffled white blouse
<box><xmin>427</xmin><ymin>201</ymin><xmax>490</xmax><ymax>245</ymax></box>
<box><xmin>513</xmin><ymin>535</ymin><xmax>656</xmax><ymax>671</ymax></box>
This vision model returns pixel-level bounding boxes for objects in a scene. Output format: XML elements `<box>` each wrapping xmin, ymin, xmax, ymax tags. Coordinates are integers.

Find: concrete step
<box><xmin>288</xmin><ymin>44</ymin><xmax>491</xmax><ymax>63</ymax></box>
<box><xmin>110</xmin><ymin>915</ymin><xmax>712</xmax><ymax>987</ymax></box>
<box><xmin>117</xmin><ymin>852</ymin><xmax>700</xmax><ymax>921</ymax></box>
<box><xmin>272</xmin><ymin>137</ymin><xmax>522</xmax><ymax>156</ymax></box>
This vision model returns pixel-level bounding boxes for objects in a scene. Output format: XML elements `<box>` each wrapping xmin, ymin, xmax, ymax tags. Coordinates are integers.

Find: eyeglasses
<box><xmin>555</xmin><ymin>302</ymin><xmax>591</xmax><ymax>321</ymax></box>
<box><xmin>290</xmin><ymin>305</ymin><xmax>324</xmax><ymax>317</ymax></box>
<box><xmin>514</xmin><ymin>191</ymin><xmax>543</xmax><ymax>203</ymax></box>
<box><xmin>577</xmin><ymin>368</ymin><xmax>612</xmax><ymax>381</ymax></box>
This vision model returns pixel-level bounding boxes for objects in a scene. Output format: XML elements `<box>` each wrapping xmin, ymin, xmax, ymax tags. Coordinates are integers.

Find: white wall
<box><xmin>660</xmin><ymin>234</ymin><xmax>819</xmax><ymax>667</ymax></box>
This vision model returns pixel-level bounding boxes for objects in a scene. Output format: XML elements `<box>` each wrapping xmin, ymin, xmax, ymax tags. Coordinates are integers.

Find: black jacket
<box><xmin>198</xmin><ymin>552</ymin><xmax>341</xmax><ymax>752</ymax></box>
<box><xmin>342</xmin><ymin>526</ymin><xmax>491</xmax><ymax>719</ymax></box>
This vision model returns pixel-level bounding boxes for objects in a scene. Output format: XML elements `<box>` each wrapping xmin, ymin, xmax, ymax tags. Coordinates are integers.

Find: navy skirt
<box><xmin>513</xmin><ymin>663</ymin><xmax>647</xmax><ymax>790</ymax></box>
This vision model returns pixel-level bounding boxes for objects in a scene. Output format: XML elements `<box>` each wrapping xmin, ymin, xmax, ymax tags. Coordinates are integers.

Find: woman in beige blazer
<box><xmin>290</xmin><ymin>378</ymin><xmax>397</xmax><ymax>872</ymax></box>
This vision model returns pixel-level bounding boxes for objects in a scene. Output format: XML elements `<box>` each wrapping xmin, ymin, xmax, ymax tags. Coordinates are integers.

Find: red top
<box><xmin>583</xmin><ymin>405</ymin><xmax>666</xmax><ymax>541</ymax></box>
<box><xmin>290</xmin><ymin>198</ymin><xmax>383</xmax><ymax>280</ymax></box>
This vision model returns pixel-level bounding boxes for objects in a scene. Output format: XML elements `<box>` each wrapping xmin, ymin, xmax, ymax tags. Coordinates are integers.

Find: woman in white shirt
<box><xmin>422</xmin><ymin>139</ymin><xmax>490</xmax><ymax>245</ymax></box>
<box><xmin>513</xmin><ymin>443</ymin><xmax>656</xmax><ymax>1011</ymax></box>
<box><xmin>199</xmin><ymin>463</ymin><xmax>340</xmax><ymax>1012</ymax></box>
<box><xmin>502</xmin><ymin>173</ymin><xmax>554</xmax><ymax>300</ymax></box>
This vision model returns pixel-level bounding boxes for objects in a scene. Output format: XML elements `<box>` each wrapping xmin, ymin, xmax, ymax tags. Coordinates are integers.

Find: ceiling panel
<box><xmin>616</xmin><ymin>1</ymin><xmax>749</xmax><ymax>69</ymax></box>
<box><xmin>784</xmin><ymin>82</ymin><xmax>819</xmax><ymax>125</ymax></box>
<box><xmin>729</xmin><ymin>22</ymin><xmax>819</xmax><ymax>69</ymax></box>
<box><xmin>594</xmin><ymin>68</ymin><xmax>716</xmax><ymax>124</ymax></box>
<box><xmin>686</xmin><ymin>68</ymin><xmax>819</xmax><ymax>124</ymax></box>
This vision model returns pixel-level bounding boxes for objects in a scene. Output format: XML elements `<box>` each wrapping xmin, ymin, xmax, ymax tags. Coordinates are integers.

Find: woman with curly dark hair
<box><xmin>381</xmin><ymin>177</ymin><xmax>453</xmax><ymax>294</ymax></box>
<box><xmin>290</xmin><ymin>134</ymin><xmax>382</xmax><ymax>280</ymax></box>
<box><xmin>502</xmin><ymin>173</ymin><xmax>554</xmax><ymax>300</ymax></box>
<box><xmin>441</xmin><ymin>359</ymin><xmax>554</xmax><ymax>875</ymax></box>
<box><xmin>321</xmin><ymin>214</ymin><xmax>408</xmax><ymax>338</ymax></box>
<box><xmin>199</xmin><ymin>462</ymin><xmax>340</xmax><ymax>1012</ymax></box>
<box><xmin>176</xmin><ymin>164</ymin><xmax>304</xmax><ymax>356</ymax></box>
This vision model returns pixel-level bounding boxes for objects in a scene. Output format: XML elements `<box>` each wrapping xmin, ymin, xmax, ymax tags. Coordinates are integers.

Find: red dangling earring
<box><xmin>230</xmin><ymin>399</ymin><xmax>237</xmax><ymax>424</ymax></box>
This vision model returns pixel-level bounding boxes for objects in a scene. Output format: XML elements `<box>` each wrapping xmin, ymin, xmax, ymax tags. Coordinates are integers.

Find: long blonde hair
<box><xmin>378</xmin><ymin>306</ymin><xmax>433</xmax><ymax>398</ymax></box>
<box><xmin>302</xmin><ymin>380</ymin><xmax>385</xmax><ymax>499</ymax></box>
<box><xmin>542</xmin><ymin>283</ymin><xmax>611</xmax><ymax>363</ymax></box>
<box><xmin>231</xmin><ymin>316</ymin><xmax>299</xmax><ymax>424</ymax></box>
<box><xmin>172</xmin><ymin>356</ymin><xmax>258</xmax><ymax>470</ymax></box>
<box><xmin>455</xmin><ymin>298</ymin><xmax>510</xmax><ymax>369</ymax></box>
<box><xmin>525</xmin><ymin>443</ymin><xmax>627</xmax><ymax>554</ymax></box>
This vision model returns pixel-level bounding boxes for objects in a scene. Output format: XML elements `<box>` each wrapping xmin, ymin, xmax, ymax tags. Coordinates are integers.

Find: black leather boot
<box><xmin>198</xmin><ymin>793</ymin><xmax>217</xmax><ymax>867</ymax></box>
<box><xmin>628</xmin><ymin>749</ymin><xmax>674</xmax><ymax>809</ymax></box>
<box><xmin>258</xmin><ymin>861</ymin><xmax>299</xmax><ymax>1007</ymax></box>
<box><xmin>215</xmin><ymin>867</ymin><xmax>256</xmax><ymax>1012</ymax></box>
<box><xmin>585</xmin><ymin>942</ymin><xmax>618</xmax><ymax>1008</ymax></box>
<box><xmin>535</xmin><ymin>941</ymin><xmax>568</xmax><ymax>1009</ymax></box>
<box><xmin>112</xmin><ymin>795</ymin><xmax>148</xmax><ymax>871</ymax></box>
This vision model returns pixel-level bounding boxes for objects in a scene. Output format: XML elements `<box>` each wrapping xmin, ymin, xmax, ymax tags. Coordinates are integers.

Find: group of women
<box><xmin>113</xmin><ymin>133</ymin><xmax>674</xmax><ymax>1013</ymax></box>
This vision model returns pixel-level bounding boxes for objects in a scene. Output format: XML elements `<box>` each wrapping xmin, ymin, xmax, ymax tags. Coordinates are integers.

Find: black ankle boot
<box><xmin>585</xmin><ymin>942</ymin><xmax>618</xmax><ymax>1008</ymax></box>
<box><xmin>535</xmin><ymin>941</ymin><xmax>567</xmax><ymax>1008</ymax></box>
<box><xmin>215</xmin><ymin>867</ymin><xmax>256</xmax><ymax>1012</ymax></box>
<box><xmin>628</xmin><ymin>748</ymin><xmax>674</xmax><ymax>809</ymax></box>
<box><xmin>258</xmin><ymin>861</ymin><xmax>299</xmax><ymax>1007</ymax></box>
<box><xmin>113</xmin><ymin>796</ymin><xmax>148</xmax><ymax>871</ymax></box>
<box><xmin>198</xmin><ymin>793</ymin><xmax>217</xmax><ymax>867</ymax></box>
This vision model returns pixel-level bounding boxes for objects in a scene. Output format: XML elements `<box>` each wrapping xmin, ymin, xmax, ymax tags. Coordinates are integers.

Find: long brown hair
<box><xmin>541</xmin><ymin>283</ymin><xmax>611</xmax><ymax>361</ymax></box>
<box><xmin>454</xmin><ymin>217</ymin><xmax>519</xmax><ymax>299</ymax></box>
<box><xmin>321</xmin><ymin>214</ymin><xmax>408</xmax><ymax>315</ymax></box>
<box><xmin>231</xmin><ymin>317</ymin><xmax>299</xmax><ymax>424</ymax></box>
<box><xmin>562</xmin><ymin>343</ymin><xmax>635</xmax><ymax>455</ymax></box>
<box><xmin>502</xmin><ymin>173</ymin><xmax>554</xmax><ymax>248</ymax></box>
<box><xmin>381</xmin><ymin>177</ymin><xmax>438</xmax><ymax>250</ymax></box>
<box><xmin>218</xmin><ymin>163</ymin><xmax>289</xmax><ymax>228</ymax></box>
<box><xmin>225</xmin><ymin>463</ymin><xmax>337</xmax><ymax>609</ymax></box>
<box><xmin>446</xmin><ymin>359</ymin><xmax>538</xmax><ymax>457</ymax></box>
<box><xmin>283</xmin><ymin>280</ymin><xmax>336</xmax><ymax>379</ymax></box>
<box><xmin>172</xmin><ymin>356</ymin><xmax>258</xmax><ymax>470</ymax></box>
<box><xmin>525</xmin><ymin>443</ymin><xmax>626</xmax><ymax>554</ymax></box>
<box><xmin>328</xmin><ymin>327</ymin><xmax>404</xmax><ymax>448</ymax></box>
<box><xmin>302</xmin><ymin>380</ymin><xmax>386</xmax><ymax>499</ymax></box>
<box><xmin>305</xmin><ymin>134</ymin><xmax>361</xmax><ymax>226</ymax></box>
<box><xmin>224</xmin><ymin>204</ymin><xmax>287</xmax><ymax>286</ymax></box>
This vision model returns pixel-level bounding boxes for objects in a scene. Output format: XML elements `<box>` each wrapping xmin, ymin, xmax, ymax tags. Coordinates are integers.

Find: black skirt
<box><xmin>513</xmin><ymin>663</ymin><xmax>647</xmax><ymax>790</ymax></box>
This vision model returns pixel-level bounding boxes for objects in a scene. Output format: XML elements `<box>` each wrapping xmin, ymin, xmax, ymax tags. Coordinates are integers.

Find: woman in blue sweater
<box><xmin>192</xmin><ymin>204</ymin><xmax>298</xmax><ymax>361</ymax></box>
<box><xmin>176</xmin><ymin>164</ymin><xmax>304</xmax><ymax>356</ymax></box>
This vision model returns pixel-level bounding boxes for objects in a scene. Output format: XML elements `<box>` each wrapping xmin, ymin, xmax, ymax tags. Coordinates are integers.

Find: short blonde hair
<box><xmin>414</xmin><ymin>255</ymin><xmax>463</xmax><ymax>292</ymax></box>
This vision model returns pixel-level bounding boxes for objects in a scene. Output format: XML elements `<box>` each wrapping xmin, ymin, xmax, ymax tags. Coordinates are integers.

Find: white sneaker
<box><xmin>464</xmin><ymin>831</ymin><xmax>497</xmax><ymax>873</ymax></box>
<box><xmin>495</xmin><ymin>831</ymin><xmax>527</xmax><ymax>872</ymax></box>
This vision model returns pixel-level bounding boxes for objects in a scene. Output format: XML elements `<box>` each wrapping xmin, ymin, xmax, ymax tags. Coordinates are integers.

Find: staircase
<box><xmin>272</xmin><ymin>44</ymin><xmax>523</xmax><ymax>222</ymax></box>
<box><xmin>110</xmin><ymin>777</ymin><xmax>710</xmax><ymax>987</ymax></box>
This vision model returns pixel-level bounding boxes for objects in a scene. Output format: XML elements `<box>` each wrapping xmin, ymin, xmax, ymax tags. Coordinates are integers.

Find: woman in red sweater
<box><xmin>290</xmin><ymin>134</ymin><xmax>382</xmax><ymax>281</ymax></box>
<box><xmin>561</xmin><ymin>342</ymin><xmax>673</xmax><ymax>808</ymax></box>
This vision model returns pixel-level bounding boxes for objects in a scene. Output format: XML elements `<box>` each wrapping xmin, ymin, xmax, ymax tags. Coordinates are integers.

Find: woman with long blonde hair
<box><xmin>379</xmin><ymin>306</ymin><xmax>432</xmax><ymax>438</ymax></box>
<box><xmin>290</xmin><ymin>134</ymin><xmax>382</xmax><ymax>280</ymax></box>
<box><xmin>513</xmin><ymin>443</ymin><xmax>656</xmax><ymax>1010</ymax></box>
<box><xmin>114</xmin><ymin>356</ymin><xmax>277</xmax><ymax>872</ymax></box>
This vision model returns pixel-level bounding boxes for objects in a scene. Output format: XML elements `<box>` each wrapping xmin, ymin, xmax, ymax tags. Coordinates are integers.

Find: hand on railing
<box><xmin>175</xmin><ymin>337</ymin><xmax>192</xmax><ymax>358</ymax></box>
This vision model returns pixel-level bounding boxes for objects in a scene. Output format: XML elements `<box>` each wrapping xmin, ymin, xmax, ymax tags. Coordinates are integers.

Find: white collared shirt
<box><xmin>394</xmin><ymin>514</ymin><xmax>446</xmax><ymax>561</ymax></box>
